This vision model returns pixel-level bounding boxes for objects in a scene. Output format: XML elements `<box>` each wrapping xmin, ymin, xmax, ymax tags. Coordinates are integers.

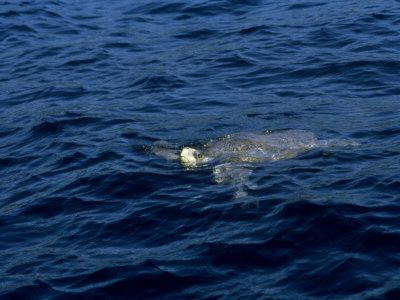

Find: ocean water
<box><xmin>1</xmin><ymin>0</ymin><xmax>400</xmax><ymax>299</ymax></box>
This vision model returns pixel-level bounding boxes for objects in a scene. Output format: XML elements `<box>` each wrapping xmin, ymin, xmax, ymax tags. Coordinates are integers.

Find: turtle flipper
<box><xmin>316</xmin><ymin>139</ymin><xmax>360</xmax><ymax>148</ymax></box>
<box><xmin>152</xmin><ymin>140</ymin><xmax>180</xmax><ymax>161</ymax></box>
<box><xmin>213</xmin><ymin>162</ymin><xmax>254</xmax><ymax>198</ymax></box>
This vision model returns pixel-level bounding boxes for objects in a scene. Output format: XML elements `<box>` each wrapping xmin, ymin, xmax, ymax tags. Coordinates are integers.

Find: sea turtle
<box><xmin>153</xmin><ymin>129</ymin><xmax>357</xmax><ymax>198</ymax></box>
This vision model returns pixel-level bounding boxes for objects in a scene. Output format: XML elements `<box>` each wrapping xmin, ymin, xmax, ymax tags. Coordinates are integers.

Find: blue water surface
<box><xmin>1</xmin><ymin>0</ymin><xmax>400</xmax><ymax>299</ymax></box>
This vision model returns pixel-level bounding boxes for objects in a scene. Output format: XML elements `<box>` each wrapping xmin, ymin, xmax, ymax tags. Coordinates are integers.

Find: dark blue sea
<box><xmin>1</xmin><ymin>0</ymin><xmax>400</xmax><ymax>299</ymax></box>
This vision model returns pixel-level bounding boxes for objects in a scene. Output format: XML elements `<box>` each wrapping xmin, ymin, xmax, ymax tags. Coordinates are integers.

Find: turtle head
<box><xmin>180</xmin><ymin>147</ymin><xmax>202</xmax><ymax>166</ymax></box>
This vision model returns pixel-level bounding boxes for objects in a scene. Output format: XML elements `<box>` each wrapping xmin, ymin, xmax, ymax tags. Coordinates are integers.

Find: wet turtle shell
<box><xmin>179</xmin><ymin>130</ymin><xmax>320</xmax><ymax>166</ymax></box>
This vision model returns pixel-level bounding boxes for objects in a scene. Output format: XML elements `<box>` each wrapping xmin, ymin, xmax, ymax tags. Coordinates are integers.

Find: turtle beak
<box><xmin>180</xmin><ymin>155</ymin><xmax>191</xmax><ymax>164</ymax></box>
<box><xmin>180</xmin><ymin>147</ymin><xmax>198</xmax><ymax>165</ymax></box>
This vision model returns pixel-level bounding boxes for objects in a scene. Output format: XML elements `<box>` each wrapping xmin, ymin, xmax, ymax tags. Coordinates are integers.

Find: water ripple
<box><xmin>2</xmin><ymin>0</ymin><xmax>400</xmax><ymax>298</ymax></box>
